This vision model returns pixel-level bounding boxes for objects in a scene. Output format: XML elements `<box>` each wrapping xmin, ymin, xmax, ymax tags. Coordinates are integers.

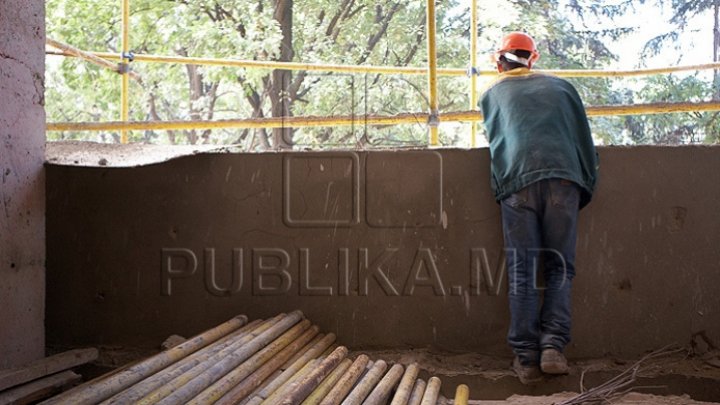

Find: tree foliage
<box><xmin>45</xmin><ymin>0</ymin><xmax>720</xmax><ymax>147</ymax></box>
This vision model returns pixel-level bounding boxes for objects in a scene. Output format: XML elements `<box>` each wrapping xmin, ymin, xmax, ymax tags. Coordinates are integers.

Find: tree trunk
<box><xmin>714</xmin><ymin>0</ymin><xmax>719</xmax><ymax>100</ymax></box>
<box><xmin>270</xmin><ymin>0</ymin><xmax>294</xmax><ymax>150</ymax></box>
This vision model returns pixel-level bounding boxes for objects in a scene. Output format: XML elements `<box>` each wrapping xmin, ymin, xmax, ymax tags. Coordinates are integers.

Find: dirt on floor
<box><xmin>465</xmin><ymin>392</ymin><xmax>719</xmax><ymax>404</ymax></box>
<box><xmin>48</xmin><ymin>342</ymin><xmax>720</xmax><ymax>404</ymax></box>
<box><xmin>356</xmin><ymin>347</ymin><xmax>720</xmax><ymax>404</ymax></box>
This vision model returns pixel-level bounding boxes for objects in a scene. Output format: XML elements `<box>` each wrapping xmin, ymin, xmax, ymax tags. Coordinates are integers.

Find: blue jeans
<box><xmin>501</xmin><ymin>178</ymin><xmax>580</xmax><ymax>366</ymax></box>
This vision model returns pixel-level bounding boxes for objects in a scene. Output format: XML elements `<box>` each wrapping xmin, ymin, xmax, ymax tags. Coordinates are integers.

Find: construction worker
<box><xmin>479</xmin><ymin>32</ymin><xmax>599</xmax><ymax>384</ymax></box>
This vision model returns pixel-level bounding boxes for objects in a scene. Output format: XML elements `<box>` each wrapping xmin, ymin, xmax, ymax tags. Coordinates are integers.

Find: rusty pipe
<box><xmin>254</xmin><ymin>333</ymin><xmax>336</xmax><ymax>401</ymax></box>
<box><xmin>102</xmin><ymin>318</ymin><xmax>268</xmax><ymax>404</ymax></box>
<box><xmin>363</xmin><ymin>363</ymin><xmax>405</xmax><ymax>405</ymax></box>
<box><xmin>419</xmin><ymin>376</ymin><xmax>441</xmax><ymax>405</ymax></box>
<box><xmin>300</xmin><ymin>358</ymin><xmax>352</xmax><ymax>405</ymax></box>
<box><xmin>39</xmin><ymin>315</ymin><xmax>248</xmax><ymax>405</ymax></box>
<box><xmin>277</xmin><ymin>346</ymin><xmax>349</xmax><ymax>405</ymax></box>
<box><xmin>187</xmin><ymin>320</ymin><xmax>314</xmax><ymax>404</ymax></box>
<box><xmin>259</xmin><ymin>359</ymin><xmax>320</xmax><ymax>405</ymax></box>
<box><xmin>153</xmin><ymin>312</ymin><xmax>306</xmax><ymax>404</ymax></box>
<box><xmin>389</xmin><ymin>363</ymin><xmax>420</xmax><ymax>405</ymax></box>
<box><xmin>407</xmin><ymin>379</ymin><xmax>426</xmax><ymax>405</ymax></box>
<box><xmin>340</xmin><ymin>359</ymin><xmax>388</xmax><ymax>405</ymax></box>
<box><xmin>214</xmin><ymin>326</ymin><xmax>321</xmax><ymax>405</ymax></box>
<box><xmin>317</xmin><ymin>354</ymin><xmax>370</xmax><ymax>405</ymax></box>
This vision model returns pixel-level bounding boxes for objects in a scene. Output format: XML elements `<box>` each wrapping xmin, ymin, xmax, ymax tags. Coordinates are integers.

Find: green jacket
<box><xmin>480</xmin><ymin>68</ymin><xmax>599</xmax><ymax>208</ymax></box>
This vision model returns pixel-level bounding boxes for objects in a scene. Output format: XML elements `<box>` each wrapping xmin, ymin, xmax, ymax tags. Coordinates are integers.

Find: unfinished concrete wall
<box><xmin>46</xmin><ymin>147</ymin><xmax>720</xmax><ymax>358</ymax></box>
<box><xmin>0</xmin><ymin>0</ymin><xmax>46</xmax><ymax>368</ymax></box>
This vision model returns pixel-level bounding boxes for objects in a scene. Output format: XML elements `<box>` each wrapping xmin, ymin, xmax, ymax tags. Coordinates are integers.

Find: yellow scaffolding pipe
<box><xmin>51</xmin><ymin>50</ymin><xmax>467</xmax><ymax>76</ymax></box>
<box><xmin>47</xmin><ymin>50</ymin><xmax>720</xmax><ymax>79</ymax></box>
<box><xmin>120</xmin><ymin>0</ymin><xmax>130</xmax><ymax>144</ymax></box>
<box><xmin>45</xmin><ymin>101</ymin><xmax>720</xmax><ymax>133</ymax></box>
<box><xmin>426</xmin><ymin>0</ymin><xmax>439</xmax><ymax>146</ymax></box>
<box><xmin>469</xmin><ymin>0</ymin><xmax>478</xmax><ymax>147</ymax></box>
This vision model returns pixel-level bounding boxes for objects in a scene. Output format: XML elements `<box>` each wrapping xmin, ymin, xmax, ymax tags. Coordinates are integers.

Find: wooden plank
<box><xmin>0</xmin><ymin>370</ymin><xmax>81</xmax><ymax>405</ymax></box>
<box><xmin>0</xmin><ymin>348</ymin><xmax>97</xmax><ymax>392</ymax></box>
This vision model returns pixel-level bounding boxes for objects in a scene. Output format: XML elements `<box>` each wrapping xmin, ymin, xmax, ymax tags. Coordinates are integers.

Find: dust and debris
<box><xmin>160</xmin><ymin>335</ymin><xmax>187</xmax><ymax>350</ymax></box>
<box><xmin>465</xmin><ymin>392</ymin><xmax>719</xmax><ymax>404</ymax></box>
<box><xmin>46</xmin><ymin>141</ymin><xmax>232</xmax><ymax>167</ymax></box>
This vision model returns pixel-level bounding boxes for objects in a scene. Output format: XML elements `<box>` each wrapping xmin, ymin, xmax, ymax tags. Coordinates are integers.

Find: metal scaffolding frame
<box><xmin>45</xmin><ymin>0</ymin><xmax>720</xmax><ymax>146</ymax></box>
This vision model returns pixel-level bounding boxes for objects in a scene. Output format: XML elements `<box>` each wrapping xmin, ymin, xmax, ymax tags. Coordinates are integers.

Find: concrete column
<box><xmin>0</xmin><ymin>0</ymin><xmax>46</xmax><ymax>368</ymax></box>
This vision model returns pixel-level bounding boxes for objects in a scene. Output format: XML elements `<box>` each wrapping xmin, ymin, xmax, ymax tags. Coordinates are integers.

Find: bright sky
<box><xmin>559</xmin><ymin>1</ymin><xmax>715</xmax><ymax>69</ymax></box>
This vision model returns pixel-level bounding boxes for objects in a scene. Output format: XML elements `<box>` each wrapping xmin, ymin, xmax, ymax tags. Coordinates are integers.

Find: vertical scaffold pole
<box><xmin>470</xmin><ymin>0</ymin><xmax>478</xmax><ymax>147</ymax></box>
<box><xmin>120</xmin><ymin>0</ymin><xmax>130</xmax><ymax>143</ymax></box>
<box><xmin>426</xmin><ymin>0</ymin><xmax>439</xmax><ymax>146</ymax></box>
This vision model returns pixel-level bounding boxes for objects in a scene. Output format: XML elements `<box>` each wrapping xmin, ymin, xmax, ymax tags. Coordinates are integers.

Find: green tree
<box><xmin>46</xmin><ymin>0</ymin><xmax>717</xmax><ymax>146</ymax></box>
<box><xmin>635</xmin><ymin>0</ymin><xmax>720</xmax><ymax>143</ymax></box>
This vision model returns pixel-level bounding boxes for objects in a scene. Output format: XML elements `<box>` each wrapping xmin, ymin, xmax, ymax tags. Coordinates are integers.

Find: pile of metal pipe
<box><xmin>40</xmin><ymin>311</ymin><xmax>470</xmax><ymax>405</ymax></box>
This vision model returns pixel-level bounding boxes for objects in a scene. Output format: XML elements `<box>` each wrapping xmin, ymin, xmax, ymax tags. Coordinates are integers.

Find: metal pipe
<box><xmin>49</xmin><ymin>50</ymin><xmax>466</xmax><ymax>77</ymax></box>
<box><xmin>280</xmin><ymin>334</ymin><xmax>326</xmax><ymax>370</ymax></box>
<box><xmin>238</xmin><ymin>334</ymin><xmax>326</xmax><ymax>405</ymax></box>
<box><xmin>300</xmin><ymin>358</ymin><xmax>352</xmax><ymax>405</ymax></box>
<box><xmin>277</xmin><ymin>346</ymin><xmax>349</xmax><ymax>405</ymax></box>
<box><xmin>469</xmin><ymin>0</ymin><xmax>478</xmax><ymax>147</ymax></box>
<box><xmin>245</xmin><ymin>397</ymin><xmax>264</xmax><ymax>405</ymax></box>
<box><xmin>39</xmin><ymin>315</ymin><xmax>247</xmax><ymax>405</ymax></box>
<box><xmin>120</xmin><ymin>0</ymin><xmax>130</xmax><ymax>144</ymax></box>
<box><xmin>46</xmin><ymin>49</ymin><xmax>720</xmax><ymax>79</ymax></box>
<box><xmin>389</xmin><ymin>363</ymin><xmax>420</xmax><ymax>405</ymax></box>
<box><xmin>149</xmin><ymin>312</ymin><xmax>306</xmax><ymax>405</ymax></box>
<box><xmin>426</xmin><ymin>0</ymin><xmax>440</xmax><ymax>146</ymax></box>
<box><xmin>133</xmin><ymin>315</ymin><xmax>287</xmax><ymax>405</ymax></box>
<box><xmin>340</xmin><ymin>359</ymin><xmax>388</xmax><ymax>405</ymax></box>
<box><xmin>259</xmin><ymin>359</ymin><xmax>319</xmax><ymax>405</ymax></box>
<box><xmin>318</xmin><ymin>354</ymin><xmax>369</xmax><ymax>405</ymax></box>
<box><xmin>46</xmin><ymin>101</ymin><xmax>720</xmax><ymax>133</ymax></box>
<box><xmin>187</xmin><ymin>320</ymin><xmax>315</xmax><ymax>404</ymax></box>
<box><xmin>102</xmin><ymin>318</ymin><xmax>267</xmax><ymax>404</ymax></box>
<box><xmin>406</xmin><ymin>379</ymin><xmax>426</xmax><ymax>405</ymax></box>
<box><xmin>45</xmin><ymin>38</ymin><xmax>141</xmax><ymax>82</ymax></box>
<box><xmin>453</xmin><ymin>384</ymin><xmax>469</xmax><ymax>405</ymax></box>
<box><xmin>214</xmin><ymin>326</ymin><xmax>321</xmax><ymax>405</ymax></box>
<box><xmin>254</xmin><ymin>333</ymin><xmax>337</xmax><ymax>401</ymax></box>
<box><xmin>363</xmin><ymin>363</ymin><xmax>405</xmax><ymax>405</ymax></box>
<box><xmin>419</xmin><ymin>376</ymin><xmax>441</xmax><ymax>405</ymax></box>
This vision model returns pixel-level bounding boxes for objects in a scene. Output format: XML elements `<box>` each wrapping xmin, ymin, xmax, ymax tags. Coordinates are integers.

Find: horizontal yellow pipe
<box><xmin>49</xmin><ymin>50</ymin><xmax>465</xmax><ymax>76</ymax></box>
<box><xmin>543</xmin><ymin>62</ymin><xmax>720</xmax><ymax>78</ymax></box>
<box><xmin>45</xmin><ymin>101</ymin><xmax>720</xmax><ymax>132</ymax></box>
<box><xmin>47</xmin><ymin>50</ymin><xmax>720</xmax><ymax>78</ymax></box>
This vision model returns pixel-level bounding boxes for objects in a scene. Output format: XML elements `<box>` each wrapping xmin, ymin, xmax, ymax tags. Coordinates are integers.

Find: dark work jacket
<box><xmin>480</xmin><ymin>68</ymin><xmax>599</xmax><ymax>209</ymax></box>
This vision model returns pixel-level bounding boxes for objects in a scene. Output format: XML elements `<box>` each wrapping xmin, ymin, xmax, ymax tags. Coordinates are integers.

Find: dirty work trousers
<box><xmin>500</xmin><ymin>178</ymin><xmax>580</xmax><ymax>366</ymax></box>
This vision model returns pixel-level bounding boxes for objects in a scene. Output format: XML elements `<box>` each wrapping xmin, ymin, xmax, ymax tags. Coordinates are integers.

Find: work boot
<box><xmin>512</xmin><ymin>357</ymin><xmax>543</xmax><ymax>385</ymax></box>
<box><xmin>541</xmin><ymin>348</ymin><xmax>569</xmax><ymax>374</ymax></box>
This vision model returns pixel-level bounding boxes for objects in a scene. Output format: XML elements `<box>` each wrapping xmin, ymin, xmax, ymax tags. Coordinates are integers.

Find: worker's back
<box><xmin>480</xmin><ymin>67</ymin><xmax>598</xmax><ymax>208</ymax></box>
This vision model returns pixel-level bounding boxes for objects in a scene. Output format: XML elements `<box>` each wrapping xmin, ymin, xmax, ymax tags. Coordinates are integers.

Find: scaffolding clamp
<box><xmin>428</xmin><ymin>110</ymin><xmax>440</xmax><ymax>127</ymax></box>
<box><xmin>118</xmin><ymin>52</ymin><xmax>135</xmax><ymax>74</ymax></box>
<box><xmin>466</xmin><ymin>66</ymin><xmax>480</xmax><ymax>77</ymax></box>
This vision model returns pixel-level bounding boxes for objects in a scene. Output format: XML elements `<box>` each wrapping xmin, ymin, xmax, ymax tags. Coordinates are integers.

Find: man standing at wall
<box><xmin>479</xmin><ymin>32</ymin><xmax>599</xmax><ymax>384</ymax></box>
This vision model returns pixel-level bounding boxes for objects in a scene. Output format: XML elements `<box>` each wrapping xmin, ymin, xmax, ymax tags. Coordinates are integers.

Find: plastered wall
<box><xmin>0</xmin><ymin>0</ymin><xmax>46</xmax><ymax>368</ymax></box>
<box><xmin>46</xmin><ymin>147</ymin><xmax>720</xmax><ymax>358</ymax></box>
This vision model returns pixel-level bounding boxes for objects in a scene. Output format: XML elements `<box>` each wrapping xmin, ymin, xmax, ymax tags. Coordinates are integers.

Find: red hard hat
<box><xmin>494</xmin><ymin>32</ymin><xmax>540</xmax><ymax>67</ymax></box>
